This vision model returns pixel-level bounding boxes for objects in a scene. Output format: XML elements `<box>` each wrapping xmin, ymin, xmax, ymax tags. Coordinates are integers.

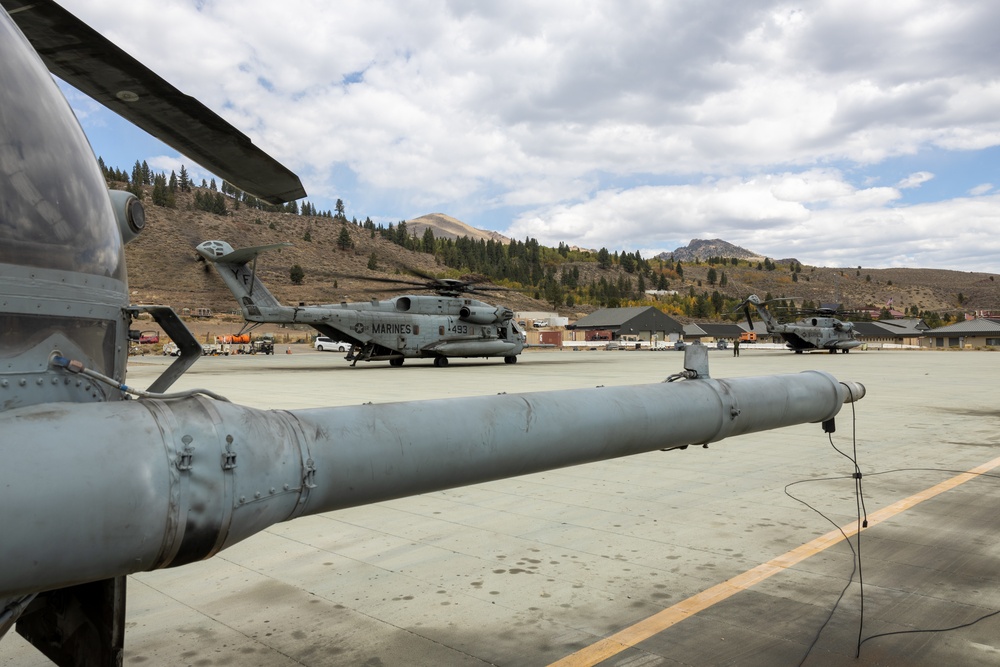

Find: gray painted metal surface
<box><xmin>0</xmin><ymin>368</ymin><xmax>860</xmax><ymax>599</ymax></box>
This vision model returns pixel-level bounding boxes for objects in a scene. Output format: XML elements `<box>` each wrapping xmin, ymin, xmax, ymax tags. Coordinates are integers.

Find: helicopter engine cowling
<box><xmin>834</xmin><ymin>321</ymin><xmax>854</xmax><ymax>333</ymax></box>
<box><xmin>459</xmin><ymin>305</ymin><xmax>512</xmax><ymax>324</ymax></box>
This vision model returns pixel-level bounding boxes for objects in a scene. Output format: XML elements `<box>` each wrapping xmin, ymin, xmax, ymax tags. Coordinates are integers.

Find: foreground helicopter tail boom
<box><xmin>0</xmin><ymin>365</ymin><xmax>863</xmax><ymax>598</ymax></box>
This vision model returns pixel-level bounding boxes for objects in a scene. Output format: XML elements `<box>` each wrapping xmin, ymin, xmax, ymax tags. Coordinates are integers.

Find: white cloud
<box><xmin>56</xmin><ymin>0</ymin><xmax>1000</xmax><ymax>272</ymax></box>
<box><xmin>969</xmin><ymin>183</ymin><xmax>994</xmax><ymax>195</ymax></box>
<box><xmin>506</xmin><ymin>171</ymin><xmax>1000</xmax><ymax>271</ymax></box>
<box><xmin>896</xmin><ymin>172</ymin><xmax>934</xmax><ymax>189</ymax></box>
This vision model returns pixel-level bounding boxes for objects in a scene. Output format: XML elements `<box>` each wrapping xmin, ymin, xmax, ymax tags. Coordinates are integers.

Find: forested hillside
<box><xmin>111</xmin><ymin>159</ymin><xmax>1000</xmax><ymax>326</ymax></box>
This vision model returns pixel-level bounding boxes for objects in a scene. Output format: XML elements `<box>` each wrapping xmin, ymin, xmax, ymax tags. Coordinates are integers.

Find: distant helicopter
<box><xmin>0</xmin><ymin>3</ymin><xmax>865</xmax><ymax>666</ymax></box>
<box><xmin>738</xmin><ymin>294</ymin><xmax>862</xmax><ymax>353</ymax></box>
<box><xmin>196</xmin><ymin>240</ymin><xmax>526</xmax><ymax>366</ymax></box>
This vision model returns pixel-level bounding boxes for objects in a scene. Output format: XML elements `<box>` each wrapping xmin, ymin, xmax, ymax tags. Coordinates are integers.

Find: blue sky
<box><xmin>55</xmin><ymin>0</ymin><xmax>1000</xmax><ymax>272</ymax></box>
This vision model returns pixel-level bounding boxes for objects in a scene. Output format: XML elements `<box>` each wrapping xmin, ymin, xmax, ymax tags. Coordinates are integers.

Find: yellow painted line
<box><xmin>550</xmin><ymin>454</ymin><xmax>1000</xmax><ymax>667</ymax></box>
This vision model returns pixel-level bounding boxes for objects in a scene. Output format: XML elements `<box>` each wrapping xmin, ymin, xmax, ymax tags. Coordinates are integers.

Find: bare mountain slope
<box><xmin>406</xmin><ymin>213</ymin><xmax>511</xmax><ymax>244</ymax></box>
<box><xmin>658</xmin><ymin>238</ymin><xmax>768</xmax><ymax>263</ymax></box>
<box><xmin>124</xmin><ymin>192</ymin><xmax>544</xmax><ymax>316</ymax></box>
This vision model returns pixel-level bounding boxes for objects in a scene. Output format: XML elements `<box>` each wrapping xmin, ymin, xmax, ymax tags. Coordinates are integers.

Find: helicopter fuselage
<box><xmin>743</xmin><ymin>295</ymin><xmax>862</xmax><ymax>353</ymax></box>
<box><xmin>196</xmin><ymin>240</ymin><xmax>525</xmax><ymax>366</ymax></box>
<box><xmin>770</xmin><ymin>316</ymin><xmax>862</xmax><ymax>352</ymax></box>
<box><xmin>271</xmin><ymin>294</ymin><xmax>525</xmax><ymax>363</ymax></box>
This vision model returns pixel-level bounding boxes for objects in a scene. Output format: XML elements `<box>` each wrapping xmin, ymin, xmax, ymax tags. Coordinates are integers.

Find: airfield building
<box><xmin>572</xmin><ymin>307</ymin><xmax>684</xmax><ymax>343</ymax></box>
<box><xmin>923</xmin><ymin>318</ymin><xmax>1000</xmax><ymax>349</ymax></box>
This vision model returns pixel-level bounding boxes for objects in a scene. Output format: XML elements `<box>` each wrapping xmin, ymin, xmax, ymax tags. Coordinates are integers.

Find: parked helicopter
<box><xmin>0</xmin><ymin>3</ymin><xmax>865</xmax><ymax>665</ymax></box>
<box><xmin>196</xmin><ymin>240</ymin><xmax>526</xmax><ymax>366</ymax></box>
<box><xmin>738</xmin><ymin>294</ymin><xmax>862</xmax><ymax>353</ymax></box>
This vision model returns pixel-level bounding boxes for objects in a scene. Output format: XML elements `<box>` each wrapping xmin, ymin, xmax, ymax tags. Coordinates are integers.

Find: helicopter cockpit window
<box><xmin>0</xmin><ymin>15</ymin><xmax>124</xmax><ymax>280</ymax></box>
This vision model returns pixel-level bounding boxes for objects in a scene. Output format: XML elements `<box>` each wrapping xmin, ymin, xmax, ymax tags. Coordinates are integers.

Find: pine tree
<box><xmin>151</xmin><ymin>173</ymin><xmax>175</xmax><ymax>208</ymax></box>
<box><xmin>337</xmin><ymin>226</ymin><xmax>354</xmax><ymax>251</ymax></box>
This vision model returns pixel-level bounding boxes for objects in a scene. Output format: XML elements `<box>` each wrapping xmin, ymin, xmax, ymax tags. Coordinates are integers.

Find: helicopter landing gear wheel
<box><xmin>389</xmin><ymin>357</ymin><xmax>404</xmax><ymax>367</ymax></box>
<box><xmin>434</xmin><ymin>356</ymin><xmax>449</xmax><ymax>367</ymax></box>
<box><xmin>504</xmin><ymin>355</ymin><xmax>517</xmax><ymax>364</ymax></box>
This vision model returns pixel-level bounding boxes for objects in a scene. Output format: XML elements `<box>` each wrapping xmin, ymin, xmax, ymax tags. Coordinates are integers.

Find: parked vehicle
<box><xmin>739</xmin><ymin>331</ymin><xmax>757</xmax><ymax>343</ymax></box>
<box><xmin>138</xmin><ymin>330</ymin><xmax>159</xmax><ymax>344</ymax></box>
<box><xmin>161</xmin><ymin>342</ymin><xmax>180</xmax><ymax>356</ymax></box>
<box><xmin>252</xmin><ymin>339</ymin><xmax>274</xmax><ymax>355</ymax></box>
<box><xmin>315</xmin><ymin>336</ymin><xmax>351</xmax><ymax>352</ymax></box>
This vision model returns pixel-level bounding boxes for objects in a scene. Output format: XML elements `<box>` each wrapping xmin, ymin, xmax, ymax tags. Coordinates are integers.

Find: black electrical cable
<box><xmin>859</xmin><ymin>609</ymin><xmax>1000</xmax><ymax>649</ymax></box>
<box><xmin>785</xmin><ymin>473</ymin><xmax>859</xmax><ymax>667</ymax></box>
<box><xmin>784</xmin><ymin>382</ymin><xmax>1000</xmax><ymax>664</ymax></box>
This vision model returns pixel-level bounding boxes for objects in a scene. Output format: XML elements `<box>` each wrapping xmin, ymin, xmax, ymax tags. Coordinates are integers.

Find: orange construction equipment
<box><xmin>216</xmin><ymin>334</ymin><xmax>251</xmax><ymax>344</ymax></box>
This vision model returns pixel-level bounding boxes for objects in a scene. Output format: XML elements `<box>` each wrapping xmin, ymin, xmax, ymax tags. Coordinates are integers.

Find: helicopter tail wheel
<box><xmin>389</xmin><ymin>357</ymin><xmax>404</xmax><ymax>367</ymax></box>
<box><xmin>504</xmin><ymin>356</ymin><xmax>517</xmax><ymax>364</ymax></box>
<box><xmin>434</xmin><ymin>356</ymin><xmax>449</xmax><ymax>367</ymax></box>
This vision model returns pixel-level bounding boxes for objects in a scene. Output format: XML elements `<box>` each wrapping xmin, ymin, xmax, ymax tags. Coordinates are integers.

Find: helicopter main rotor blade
<box><xmin>464</xmin><ymin>285</ymin><xmax>513</xmax><ymax>293</ymax></box>
<box><xmin>335</xmin><ymin>268</ymin><xmax>513</xmax><ymax>297</ymax></box>
<box><xmin>400</xmin><ymin>265</ymin><xmax>444</xmax><ymax>283</ymax></box>
<box><xmin>3</xmin><ymin>0</ymin><xmax>305</xmax><ymax>205</ymax></box>
<box><xmin>343</xmin><ymin>275</ymin><xmax>435</xmax><ymax>288</ymax></box>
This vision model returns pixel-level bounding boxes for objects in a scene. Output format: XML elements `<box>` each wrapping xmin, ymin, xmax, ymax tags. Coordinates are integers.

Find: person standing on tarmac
<box><xmin>733</xmin><ymin>338</ymin><xmax>740</xmax><ymax>357</ymax></box>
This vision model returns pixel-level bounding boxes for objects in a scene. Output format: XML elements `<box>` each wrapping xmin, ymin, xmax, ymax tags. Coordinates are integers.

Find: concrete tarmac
<box><xmin>3</xmin><ymin>347</ymin><xmax>1000</xmax><ymax>666</ymax></box>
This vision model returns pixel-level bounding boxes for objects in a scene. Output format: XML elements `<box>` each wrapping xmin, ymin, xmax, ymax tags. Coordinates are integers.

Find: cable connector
<box><xmin>50</xmin><ymin>355</ymin><xmax>84</xmax><ymax>374</ymax></box>
<box><xmin>50</xmin><ymin>354</ymin><xmax>230</xmax><ymax>402</ymax></box>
